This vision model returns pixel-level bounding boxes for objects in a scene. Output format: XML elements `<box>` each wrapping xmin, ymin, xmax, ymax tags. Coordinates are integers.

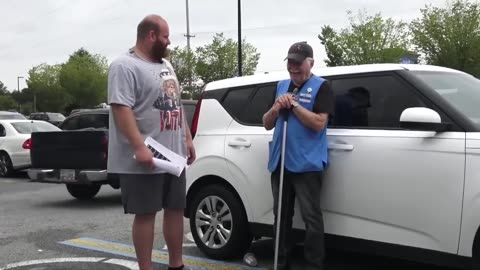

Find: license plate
<box><xmin>60</xmin><ymin>169</ymin><xmax>76</xmax><ymax>182</ymax></box>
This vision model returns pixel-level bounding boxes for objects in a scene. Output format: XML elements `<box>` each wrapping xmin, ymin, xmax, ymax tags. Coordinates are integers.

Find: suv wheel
<box><xmin>189</xmin><ymin>184</ymin><xmax>252</xmax><ymax>259</ymax></box>
<box><xmin>66</xmin><ymin>184</ymin><xmax>101</xmax><ymax>200</ymax></box>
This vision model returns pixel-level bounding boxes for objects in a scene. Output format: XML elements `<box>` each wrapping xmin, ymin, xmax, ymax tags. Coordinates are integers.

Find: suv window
<box><xmin>60</xmin><ymin>115</ymin><xmax>80</xmax><ymax>130</ymax></box>
<box><xmin>61</xmin><ymin>113</ymin><xmax>108</xmax><ymax>130</ymax></box>
<box><xmin>241</xmin><ymin>84</ymin><xmax>276</xmax><ymax>125</ymax></box>
<box><xmin>330</xmin><ymin>75</ymin><xmax>425</xmax><ymax>129</ymax></box>
<box><xmin>222</xmin><ymin>86</ymin><xmax>255</xmax><ymax>122</ymax></box>
<box><xmin>221</xmin><ymin>84</ymin><xmax>276</xmax><ymax>126</ymax></box>
<box><xmin>78</xmin><ymin>114</ymin><xmax>108</xmax><ymax>129</ymax></box>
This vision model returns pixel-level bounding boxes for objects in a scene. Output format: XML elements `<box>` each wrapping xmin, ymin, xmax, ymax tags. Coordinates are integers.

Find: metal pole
<box><xmin>17</xmin><ymin>76</ymin><xmax>23</xmax><ymax>92</ymax></box>
<box><xmin>237</xmin><ymin>0</ymin><xmax>242</xmax><ymax>76</ymax></box>
<box><xmin>185</xmin><ymin>0</ymin><xmax>195</xmax><ymax>98</ymax></box>
<box><xmin>274</xmin><ymin>118</ymin><xmax>287</xmax><ymax>270</ymax></box>
<box><xmin>186</xmin><ymin>0</ymin><xmax>191</xmax><ymax>50</ymax></box>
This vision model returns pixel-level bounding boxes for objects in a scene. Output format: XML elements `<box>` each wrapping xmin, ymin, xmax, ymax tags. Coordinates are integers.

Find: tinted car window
<box><xmin>222</xmin><ymin>87</ymin><xmax>254</xmax><ymax>121</ymax></box>
<box><xmin>330</xmin><ymin>75</ymin><xmax>425</xmax><ymax>129</ymax></box>
<box><xmin>77</xmin><ymin>114</ymin><xmax>108</xmax><ymax>129</ymax></box>
<box><xmin>240</xmin><ymin>84</ymin><xmax>276</xmax><ymax>125</ymax></box>
<box><xmin>60</xmin><ymin>115</ymin><xmax>80</xmax><ymax>130</ymax></box>
<box><xmin>61</xmin><ymin>112</ymin><xmax>108</xmax><ymax>130</ymax></box>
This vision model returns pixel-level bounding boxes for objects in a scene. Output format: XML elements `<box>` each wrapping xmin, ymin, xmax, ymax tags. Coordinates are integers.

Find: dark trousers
<box><xmin>271</xmin><ymin>167</ymin><xmax>325</xmax><ymax>270</ymax></box>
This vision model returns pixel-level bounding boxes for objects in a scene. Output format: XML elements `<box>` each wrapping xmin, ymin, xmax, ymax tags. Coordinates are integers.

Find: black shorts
<box><xmin>119</xmin><ymin>170</ymin><xmax>186</xmax><ymax>215</ymax></box>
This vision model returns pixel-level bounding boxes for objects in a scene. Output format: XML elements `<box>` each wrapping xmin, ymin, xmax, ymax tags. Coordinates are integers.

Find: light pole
<box><xmin>237</xmin><ymin>0</ymin><xmax>242</xmax><ymax>77</ymax></box>
<box><xmin>17</xmin><ymin>76</ymin><xmax>24</xmax><ymax>92</ymax></box>
<box><xmin>184</xmin><ymin>0</ymin><xmax>195</xmax><ymax>98</ymax></box>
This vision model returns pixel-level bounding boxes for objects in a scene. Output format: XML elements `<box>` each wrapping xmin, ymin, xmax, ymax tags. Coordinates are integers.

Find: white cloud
<box><xmin>0</xmin><ymin>0</ymin><xmax>447</xmax><ymax>90</ymax></box>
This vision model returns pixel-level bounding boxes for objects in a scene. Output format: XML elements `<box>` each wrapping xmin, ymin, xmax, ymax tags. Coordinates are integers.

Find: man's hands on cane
<box><xmin>275</xmin><ymin>94</ymin><xmax>296</xmax><ymax>111</ymax></box>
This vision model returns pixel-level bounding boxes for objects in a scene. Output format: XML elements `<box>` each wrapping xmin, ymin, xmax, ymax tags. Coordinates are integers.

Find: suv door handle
<box><xmin>228</xmin><ymin>139</ymin><xmax>252</xmax><ymax>147</ymax></box>
<box><xmin>328</xmin><ymin>143</ymin><xmax>354</xmax><ymax>151</ymax></box>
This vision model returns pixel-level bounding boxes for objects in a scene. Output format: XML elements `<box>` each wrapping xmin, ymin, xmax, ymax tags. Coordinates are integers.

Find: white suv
<box><xmin>185</xmin><ymin>64</ymin><xmax>480</xmax><ymax>269</ymax></box>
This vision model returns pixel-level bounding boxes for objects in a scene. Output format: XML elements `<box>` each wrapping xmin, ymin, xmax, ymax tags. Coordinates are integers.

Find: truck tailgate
<box><xmin>30</xmin><ymin>130</ymin><xmax>108</xmax><ymax>169</ymax></box>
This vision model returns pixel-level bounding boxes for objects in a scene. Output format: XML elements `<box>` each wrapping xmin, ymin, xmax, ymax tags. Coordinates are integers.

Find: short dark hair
<box><xmin>137</xmin><ymin>17</ymin><xmax>160</xmax><ymax>40</ymax></box>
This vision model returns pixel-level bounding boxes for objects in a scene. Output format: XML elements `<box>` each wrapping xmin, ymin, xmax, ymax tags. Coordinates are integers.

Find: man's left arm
<box><xmin>291</xmin><ymin>81</ymin><xmax>335</xmax><ymax>132</ymax></box>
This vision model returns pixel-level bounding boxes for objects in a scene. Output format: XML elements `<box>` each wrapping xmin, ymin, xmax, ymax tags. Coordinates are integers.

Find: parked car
<box><xmin>185</xmin><ymin>64</ymin><xmax>480</xmax><ymax>268</ymax></box>
<box><xmin>0</xmin><ymin>119</ymin><xmax>60</xmax><ymax>177</ymax></box>
<box><xmin>0</xmin><ymin>111</ymin><xmax>27</xmax><ymax>120</ymax></box>
<box><xmin>29</xmin><ymin>112</ymin><xmax>66</xmax><ymax>126</ymax></box>
<box><xmin>28</xmin><ymin>100</ymin><xmax>198</xmax><ymax>200</ymax></box>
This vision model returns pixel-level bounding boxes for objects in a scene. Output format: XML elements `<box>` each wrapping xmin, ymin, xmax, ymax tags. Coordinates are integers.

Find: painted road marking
<box><xmin>163</xmin><ymin>232</ymin><xmax>197</xmax><ymax>250</ymax></box>
<box><xmin>60</xmin><ymin>237</ymin><xmax>266</xmax><ymax>270</ymax></box>
<box><xmin>0</xmin><ymin>257</ymin><xmax>138</xmax><ymax>270</ymax></box>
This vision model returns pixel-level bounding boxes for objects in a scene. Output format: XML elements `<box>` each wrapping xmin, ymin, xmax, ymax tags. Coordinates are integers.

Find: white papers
<box><xmin>144</xmin><ymin>136</ymin><xmax>187</xmax><ymax>177</ymax></box>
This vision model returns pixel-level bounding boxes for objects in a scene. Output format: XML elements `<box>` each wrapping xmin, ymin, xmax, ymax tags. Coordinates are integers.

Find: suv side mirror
<box><xmin>399</xmin><ymin>107</ymin><xmax>451</xmax><ymax>132</ymax></box>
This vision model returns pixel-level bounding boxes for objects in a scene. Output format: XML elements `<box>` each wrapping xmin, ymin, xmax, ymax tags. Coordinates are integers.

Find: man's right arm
<box><xmin>110</xmin><ymin>104</ymin><xmax>144</xmax><ymax>150</ymax></box>
<box><xmin>110</xmin><ymin>104</ymin><xmax>154</xmax><ymax>169</ymax></box>
<box><xmin>262</xmin><ymin>104</ymin><xmax>280</xmax><ymax>130</ymax></box>
<box><xmin>108</xmin><ymin>62</ymin><xmax>154</xmax><ymax>169</ymax></box>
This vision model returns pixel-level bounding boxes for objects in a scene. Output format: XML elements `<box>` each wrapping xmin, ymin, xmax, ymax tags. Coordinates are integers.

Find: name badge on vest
<box><xmin>299</xmin><ymin>87</ymin><xmax>313</xmax><ymax>103</ymax></box>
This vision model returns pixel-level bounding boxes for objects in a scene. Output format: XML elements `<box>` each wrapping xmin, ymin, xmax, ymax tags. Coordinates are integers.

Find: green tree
<box><xmin>59</xmin><ymin>48</ymin><xmax>108</xmax><ymax>109</ymax></box>
<box><xmin>0</xmin><ymin>81</ymin><xmax>8</xmax><ymax>95</ymax></box>
<box><xmin>318</xmin><ymin>10</ymin><xmax>411</xmax><ymax>66</ymax></box>
<box><xmin>410</xmin><ymin>0</ymin><xmax>480</xmax><ymax>76</ymax></box>
<box><xmin>195</xmin><ymin>33</ymin><xmax>260</xmax><ymax>86</ymax></box>
<box><xmin>168</xmin><ymin>46</ymin><xmax>200</xmax><ymax>99</ymax></box>
<box><xmin>0</xmin><ymin>96</ymin><xmax>18</xmax><ymax>111</ymax></box>
<box><xmin>27</xmin><ymin>63</ymin><xmax>70</xmax><ymax>113</ymax></box>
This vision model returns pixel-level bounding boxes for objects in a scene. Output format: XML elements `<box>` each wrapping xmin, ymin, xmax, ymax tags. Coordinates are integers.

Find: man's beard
<box><xmin>151</xmin><ymin>39</ymin><xmax>168</xmax><ymax>63</ymax></box>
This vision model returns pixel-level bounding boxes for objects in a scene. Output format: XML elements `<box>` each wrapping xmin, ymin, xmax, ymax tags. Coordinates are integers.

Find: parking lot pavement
<box><xmin>0</xmin><ymin>174</ymin><xmax>463</xmax><ymax>270</ymax></box>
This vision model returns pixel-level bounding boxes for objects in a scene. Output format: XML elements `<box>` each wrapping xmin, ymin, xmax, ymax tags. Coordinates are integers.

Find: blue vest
<box><xmin>267</xmin><ymin>75</ymin><xmax>329</xmax><ymax>173</ymax></box>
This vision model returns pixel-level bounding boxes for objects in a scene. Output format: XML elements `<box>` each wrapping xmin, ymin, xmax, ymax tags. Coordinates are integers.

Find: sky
<box><xmin>0</xmin><ymin>0</ymin><xmax>449</xmax><ymax>91</ymax></box>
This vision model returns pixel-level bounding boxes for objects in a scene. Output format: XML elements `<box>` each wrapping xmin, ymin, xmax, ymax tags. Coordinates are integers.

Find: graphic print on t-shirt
<box><xmin>152</xmin><ymin>70</ymin><xmax>183</xmax><ymax>132</ymax></box>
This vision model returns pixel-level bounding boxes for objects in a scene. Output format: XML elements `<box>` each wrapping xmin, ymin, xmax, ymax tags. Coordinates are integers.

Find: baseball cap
<box><xmin>284</xmin><ymin>42</ymin><xmax>313</xmax><ymax>63</ymax></box>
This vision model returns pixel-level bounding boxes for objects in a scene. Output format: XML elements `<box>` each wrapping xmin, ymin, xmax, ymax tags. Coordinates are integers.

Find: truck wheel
<box><xmin>189</xmin><ymin>184</ymin><xmax>252</xmax><ymax>260</ymax></box>
<box><xmin>66</xmin><ymin>184</ymin><xmax>101</xmax><ymax>200</ymax></box>
<box><xmin>0</xmin><ymin>152</ymin><xmax>13</xmax><ymax>177</ymax></box>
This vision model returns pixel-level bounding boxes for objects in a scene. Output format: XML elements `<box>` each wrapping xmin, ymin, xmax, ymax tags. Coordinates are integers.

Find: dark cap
<box><xmin>285</xmin><ymin>42</ymin><xmax>313</xmax><ymax>62</ymax></box>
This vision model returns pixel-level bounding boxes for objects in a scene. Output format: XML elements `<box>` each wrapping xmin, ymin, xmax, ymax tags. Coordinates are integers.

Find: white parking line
<box><xmin>0</xmin><ymin>257</ymin><xmax>138</xmax><ymax>270</ymax></box>
<box><xmin>0</xmin><ymin>257</ymin><xmax>103</xmax><ymax>269</ymax></box>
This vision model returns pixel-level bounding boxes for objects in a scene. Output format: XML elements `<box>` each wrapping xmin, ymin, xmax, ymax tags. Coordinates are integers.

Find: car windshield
<box><xmin>0</xmin><ymin>113</ymin><xmax>26</xmax><ymax>120</ymax></box>
<box><xmin>412</xmin><ymin>71</ymin><xmax>480</xmax><ymax>125</ymax></box>
<box><xmin>47</xmin><ymin>113</ymin><xmax>65</xmax><ymax>121</ymax></box>
<box><xmin>11</xmin><ymin>121</ymin><xmax>60</xmax><ymax>134</ymax></box>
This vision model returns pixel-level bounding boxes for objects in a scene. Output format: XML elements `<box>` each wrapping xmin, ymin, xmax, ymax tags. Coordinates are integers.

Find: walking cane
<box><xmin>273</xmin><ymin>89</ymin><xmax>298</xmax><ymax>270</ymax></box>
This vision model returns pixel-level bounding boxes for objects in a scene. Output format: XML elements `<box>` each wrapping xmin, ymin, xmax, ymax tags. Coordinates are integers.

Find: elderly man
<box><xmin>262</xmin><ymin>41</ymin><xmax>334</xmax><ymax>270</ymax></box>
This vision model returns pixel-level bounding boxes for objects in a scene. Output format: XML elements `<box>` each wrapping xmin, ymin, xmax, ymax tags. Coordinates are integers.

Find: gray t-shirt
<box><xmin>107</xmin><ymin>49</ymin><xmax>187</xmax><ymax>174</ymax></box>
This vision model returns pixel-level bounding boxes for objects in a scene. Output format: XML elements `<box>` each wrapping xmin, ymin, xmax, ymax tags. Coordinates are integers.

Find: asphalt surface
<box><xmin>0</xmin><ymin>172</ymin><xmax>462</xmax><ymax>270</ymax></box>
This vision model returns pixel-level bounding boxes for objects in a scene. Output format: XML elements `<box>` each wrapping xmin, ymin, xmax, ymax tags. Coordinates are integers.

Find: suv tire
<box><xmin>189</xmin><ymin>184</ymin><xmax>252</xmax><ymax>259</ymax></box>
